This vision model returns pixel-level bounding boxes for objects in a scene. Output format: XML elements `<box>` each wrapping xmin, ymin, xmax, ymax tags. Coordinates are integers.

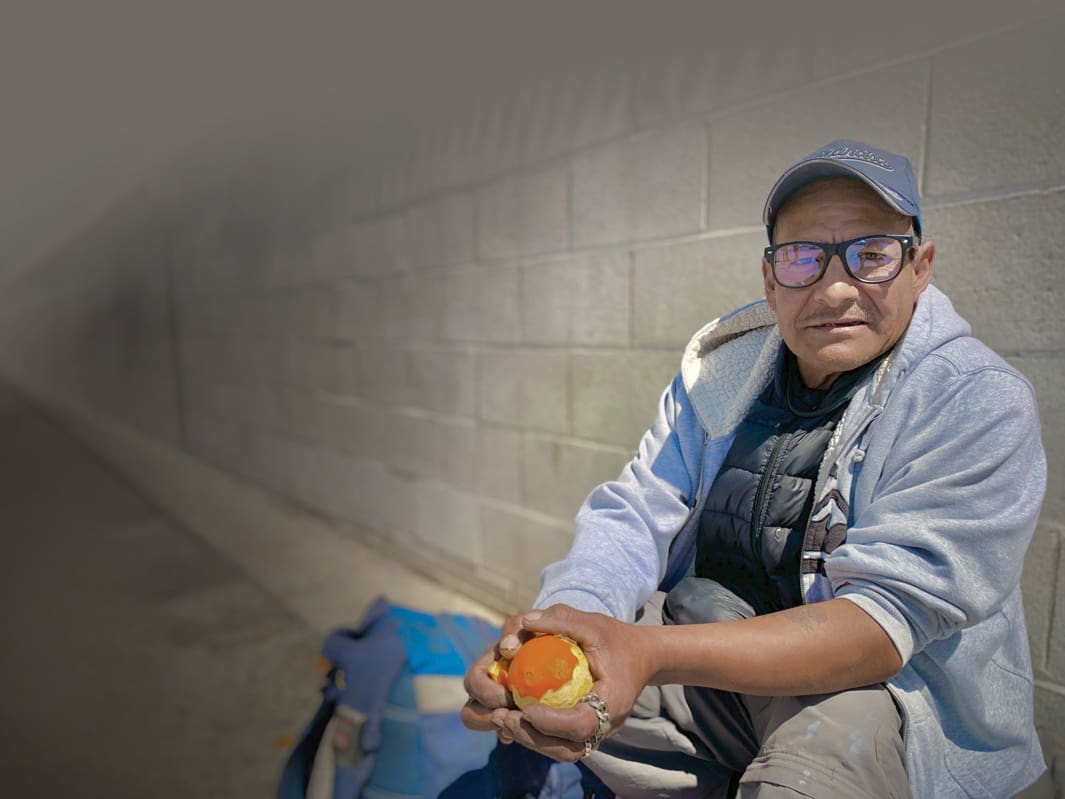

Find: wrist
<box><xmin>631</xmin><ymin>623</ymin><xmax>665</xmax><ymax>686</ymax></box>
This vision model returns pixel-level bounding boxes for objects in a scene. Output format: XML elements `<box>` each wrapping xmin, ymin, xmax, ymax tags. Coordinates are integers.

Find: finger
<box><xmin>520</xmin><ymin>701</ymin><xmax>600</xmax><ymax>742</ymax></box>
<box><xmin>463</xmin><ymin>648</ymin><xmax>509</xmax><ymax>709</ymax></box>
<box><xmin>498</xmin><ymin>634</ymin><xmax>522</xmax><ymax>659</ymax></box>
<box><xmin>521</xmin><ymin>604</ymin><xmax>601</xmax><ymax>643</ymax></box>
<box><xmin>461</xmin><ymin>699</ymin><xmax>498</xmax><ymax>732</ymax></box>
<box><xmin>498</xmin><ymin>612</ymin><xmax>532</xmax><ymax>659</ymax></box>
<box><xmin>496</xmin><ymin>710</ymin><xmax>587</xmax><ymax>764</ymax></box>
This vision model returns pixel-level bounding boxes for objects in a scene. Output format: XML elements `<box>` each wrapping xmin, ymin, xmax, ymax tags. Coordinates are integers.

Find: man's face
<box><xmin>762</xmin><ymin>177</ymin><xmax>935</xmax><ymax>389</ymax></box>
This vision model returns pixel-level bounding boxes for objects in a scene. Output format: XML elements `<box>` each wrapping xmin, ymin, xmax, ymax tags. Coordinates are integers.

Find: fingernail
<box><xmin>500</xmin><ymin>634</ymin><xmax>520</xmax><ymax>653</ymax></box>
<box><xmin>522</xmin><ymin>611</ymin><xmax>543</xmax><ymax>624</ymax></box>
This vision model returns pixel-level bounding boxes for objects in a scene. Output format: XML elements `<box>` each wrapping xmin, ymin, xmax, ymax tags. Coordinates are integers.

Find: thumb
<box><xmin>520</xmin><ymin>604</ymin><xmax>586</xmax><ymax>640</ymax></box>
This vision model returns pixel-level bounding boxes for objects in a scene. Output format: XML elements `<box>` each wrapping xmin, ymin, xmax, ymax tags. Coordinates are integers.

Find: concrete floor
<box><xmin>0</xmin><ymin>387</ymin><xmax>495</xmax><ymax>797</ymax></box>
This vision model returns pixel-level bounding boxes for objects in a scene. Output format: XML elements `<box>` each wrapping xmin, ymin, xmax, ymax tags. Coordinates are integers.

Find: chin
<box><xmin>808</xmin><ymin>345</ymin><xmax>880</xmax><ymax>375</ymax></box>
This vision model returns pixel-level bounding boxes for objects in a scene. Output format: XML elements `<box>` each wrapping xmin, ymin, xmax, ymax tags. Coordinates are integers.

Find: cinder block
<box><xmin>250</xmin><ymin>387</ymin><xmax>293</xmax><ymax>437</ymax></box>
<box><xmin>460</xmin><ymin>99</ymin><xmax>509</xmax><ymax>187</ymax></box>
<box><xmin>278</xmin><ymin>334</ymin><xmax>316</xmax><ymax>391</ymax></box>
<box><xmin>410</xmin><ymin>120</ymin><xmax>467</xmax><ymax>198</ymax></box>
<box><xmin>312</xmin><ymin>214</ymin><xmax>410</xmax><ymax>282</ymax></box>
<box><xmin>926</xmin><ymin>20</ymin><xmax>1065</xmax><ymax>197</ymax></box>
<box><xmin>631</xmin><ymin>44</ymin><xmax>815</xmax><ymax>130</ymax></box>
<box><xmin>414</xmin><ymin>479</ymin><xmax>481</xmax><ymax>563</ymax></box>
<box><xmin>405</xmin><ymin>192</ymin><xmax>476</xmax><ymax>270</ymax></box>
<box><xmin>442</xmin><ymin>264</ymin><xmax>520</xmax><ymax>345</ymax></box>
<box><xmin>433</xmin><ymin>416</ymin><xmax>479</xmax><ymax>488</ymax></box>
<box><xmin>1023</xmin><ymin>521</ymin><xmax>1061</xmax><ymax>674</ymax></box>
<box><xmin>351</xmin><ymin>214</ymin><xmax>410</xmax><ymax>279</ymax></box>
<box><xmin>240</xmin><ymin>430</ymin><xmax>295</xmax><ymax>494</ymax></box>
<box><xmin>1044</xmin><ymin>524</ymin><xmax>1065</xmax><ymax>683</ymax></box>
<box><xmin>354</xmin><ymin>344</ymin><xmax>409</xmax><ymax>406</ymax></box>
<box><xmin>282</xmin><ymin>437</ymin><xmax>342</xmax><ymax>516</ymax></box>
<box><xmin>283</xmin><ymin>391</ymin><xmax>335</xmax><ymax>448</ymax></box>
<box><xmin>333</xmin><ymin>282</ymin><xmax>383</xmax><ymax>340</ymax></box>
<box><xmin>439</xmin><ymin>268</ymin><xmax>482</xmax><ymax>342</ymax></box>
<box><xmin>307</xmin><ymin>340</ymin><xmax>356</xmax><ymax>397</ymax></box>
<box><xmin>380</xmin><ymin>410</ymin><xmax>438</xmax><ymax>479</ymax></box>
<box><xmin>491</xmin><ymin>87</ymin><xmax>545</xmax><ymax>174</ymax></box>
<box><xmin>370</xmin><ymin>409</ymin><xmax>478</xmax><ymax>488</ymax></box>
<box><xmin>478</xmin><ymin>350</ymin><xmax>569</xmax><ymax>435</ymax></box>
<box><xmin>261</xmin><ymin>239</ymin><xmax>309</xmax><ymax>289</ymax></box>
<box><xmin>184</xmin><ymin>381</ymin><xmax>247</xmax><ymax>425</ymax></box>
<box><xmin>572</xmin><ymin>122</ymin><xmax>707</xmax><ymax>248</ymax></box>
<box><xmin>479</xmin><ymin>504</ymin><xmax>574</xmax><ymax>590</ymax></box>
<box><xmin>354</xmin><ymin>460</ymin><xmax>419</xmax><ymax>539</ymax></box>
<box><xmin>522</xmin><ymin>435</ymin><xmax>630</xmax><ymax>522</ymax></box>
<box><xmin>309</xmin><ymin>228</ymin><xmax>348</xmax><ymax>283</ymax></box>
<box><xmin>404</xmin><ymin>346</ymin><xmax>477</xmax><ymax>417</ymax></box>
<box><xmin>571</xmin><ymin>351</ymin><xmax>679</xmax><ymax>447</ymax></box>
<box><xmin>319</xmin><ymin>398</ymin><xmax>392</xmax><ymax>464</ymax></box>
<box><xmin>477</xmin><ymin>163</ymin><xmax>570</xmax><ymax>260</ymax></box>
<box><xmin>381</xmin><ymin>272</ymin><xmax>447</xmax><ymax>342</ymax></box>
<box><xmin>519</xmin><ymin>251</ymin><xmax>630</xmax><ymax>347</ymax></box>
<box><xmin>1009</xmin><ymin>355</ymin><xmax>1065</xmax><ymax>524</ymax></box>
<box><xmin>1034</xmin><ymin>683</ymin><xmax>1065</xmax><ymax>752</ymax></box>
<box><xmin>924</xmin><ymin>193</ymin><xmax>1065</xmax><ymax>355</ymax></box>
<box><xmin>556</xmin><ymin>68</ymin><xmax>633</xmax><ymax>154</ymax></box>
<box><xmin>377</xmin><ymin>276</ymin><xmax>414</xmax><ymax>341</ymax></box>
<box><xmin>312</xmin><ymin>447</ymin><xmax>391</xmax><ymax>527</ymax></box>
<box><xmin>481</xmin><ymin>267</ymin><xmax>523</xmax><ymax>344</ymax></box>
<box><xmin>473</xmin><ymin>425</ymin><xmax>524</xmax><ymax>504</ymax></box>
<box><xmin>183</xmin><ymin>412</ymin><xmax>247</xmax><ymax>472</ymax></box>
<box><xmin>633</xmin><ymin>233</ymin><xmax>768</xmax><ymax>348</ymax></box>
<box><xmin>708</xmin><ymin>60</ymin><xmax>929</xmax><ymax>232</ymax></box>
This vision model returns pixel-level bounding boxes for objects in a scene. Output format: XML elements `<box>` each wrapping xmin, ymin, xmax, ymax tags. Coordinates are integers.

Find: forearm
<box><xmin>639</xmin><ymin>598</ymin><xmax>903</xmax><ymax>696</ymax></box>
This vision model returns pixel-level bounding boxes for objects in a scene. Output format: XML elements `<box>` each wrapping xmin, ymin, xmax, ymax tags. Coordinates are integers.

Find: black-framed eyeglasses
<box><xmin>763</xmin><ymin>234</ymin><xmax>915</xmax><ymax>288</ymax></box>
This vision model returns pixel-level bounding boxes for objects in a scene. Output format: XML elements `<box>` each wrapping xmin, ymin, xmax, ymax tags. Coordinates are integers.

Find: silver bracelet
<box><xmin>577</xmin><ymin>691</ymin><xmax>611</xmax><ymax>758</ymax></box>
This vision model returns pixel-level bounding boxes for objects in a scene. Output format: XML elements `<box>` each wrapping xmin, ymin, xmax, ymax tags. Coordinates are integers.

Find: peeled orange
<box><xmin>502</xmin><ymin>634</ymin><xmax>593</xmax><ymax>710</ymax></box>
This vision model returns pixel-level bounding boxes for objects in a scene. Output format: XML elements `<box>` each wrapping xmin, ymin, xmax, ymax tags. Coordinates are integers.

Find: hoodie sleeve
<box><xmin>534</xmin><ymin>372</ymin><xmax>706</xmax><ymax>621</ymax></box>
<box><xmin>827</xmin><ymin>357</ymin><xmax>1047</xmax><ymax>664</ymax></box>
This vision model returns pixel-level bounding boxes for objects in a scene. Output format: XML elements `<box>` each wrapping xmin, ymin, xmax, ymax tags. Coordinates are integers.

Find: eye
<box><xmin>857</xmin><ymin>250</ymin><xmax>890</xmax><ymax>265</ymax></box>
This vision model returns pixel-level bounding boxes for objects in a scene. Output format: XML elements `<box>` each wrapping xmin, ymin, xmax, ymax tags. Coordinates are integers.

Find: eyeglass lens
<box><xmin>774</xmin><ymin>237</ymin><xmax>904</xmax><ymax>287</ymax></box>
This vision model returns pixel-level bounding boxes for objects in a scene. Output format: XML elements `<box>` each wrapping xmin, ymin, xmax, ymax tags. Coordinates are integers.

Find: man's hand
<box><xmin>460</xmin><ymin>611</ymin><xmax>530</xmax><ymax>735</ymax></box>
<box><xmin>485</xmin><ymin>605</ymin><xmax>654</xmax><ymax>763</ymax></box>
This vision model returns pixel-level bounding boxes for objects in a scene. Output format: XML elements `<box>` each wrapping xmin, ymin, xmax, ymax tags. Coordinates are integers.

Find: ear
<box><xmin>911</xmin><ymin>239</ymin><xmax>935</xmax><ymax>296</ymax></box>
<box><xmin>762</xmin><ymin>257</ymin><xmax>778</xmax><ymax>312</ymax></box>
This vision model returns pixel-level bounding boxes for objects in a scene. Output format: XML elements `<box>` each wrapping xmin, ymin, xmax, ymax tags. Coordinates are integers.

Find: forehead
<box><xmin>773</xmin><ymin>177</ymin><xmax>908</xmax><ymax>240</ymax></box>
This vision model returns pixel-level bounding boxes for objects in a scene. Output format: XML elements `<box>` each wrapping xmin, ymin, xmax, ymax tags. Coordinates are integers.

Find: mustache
<box><xmin>798</xmin><ymin>312</ymin><xmax>870</xmax><ymax>327</ymax></box>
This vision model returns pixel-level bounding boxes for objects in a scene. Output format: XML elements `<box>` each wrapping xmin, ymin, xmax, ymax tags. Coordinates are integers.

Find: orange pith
<box><xmin>508</xmin><ymin>635</ymin><xmax>578</xmax><ymax>698</ymax></box>
<box><xmin>487</xmin><ymin>659</ymin><xmax>510</xmax><ymax>690</ymax></box>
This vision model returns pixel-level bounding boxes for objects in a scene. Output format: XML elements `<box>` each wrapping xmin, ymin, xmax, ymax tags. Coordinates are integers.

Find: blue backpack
<box><xmin>277</xmin><ymin>596</ymin><xmax>610</xmax><ymax>799</ymax></box>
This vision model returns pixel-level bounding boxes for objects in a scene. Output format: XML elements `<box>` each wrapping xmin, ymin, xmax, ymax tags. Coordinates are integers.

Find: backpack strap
<box><xmin>322</xmin><ymin>597</ymin><xmax>407</xmax><ymax>760</ymax></box>
<box><xmin>281</xmin><ymin>596</ymin><xmax>409</xmax><ymax>799</ymax></box>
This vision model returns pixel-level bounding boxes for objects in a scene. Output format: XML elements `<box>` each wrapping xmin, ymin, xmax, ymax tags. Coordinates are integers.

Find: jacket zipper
<box><xmin>749</xmin><ymin>423</ymin><xmax>793</xmax><ymax>562</ymax></box>
<box><xmin>797</xmin><ymin>403</ymin><xmax>880</xmax><ymax>605</ymax></box>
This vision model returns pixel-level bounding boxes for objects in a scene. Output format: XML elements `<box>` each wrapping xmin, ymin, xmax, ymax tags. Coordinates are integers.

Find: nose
<box><xmin>813</xmin><ymin>254</ymin><xmax>861</xmax><ymax>305</ymax></box>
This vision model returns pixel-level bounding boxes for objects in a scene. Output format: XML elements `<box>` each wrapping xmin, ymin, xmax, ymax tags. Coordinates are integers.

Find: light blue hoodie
<box><xmin>536</xmin><ymin>286</ymin><xmax>1047</xmax><ymax>798</ymax></box>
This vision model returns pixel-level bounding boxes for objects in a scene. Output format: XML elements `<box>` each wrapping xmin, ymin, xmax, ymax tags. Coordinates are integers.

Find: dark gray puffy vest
<box><xmin>666</xmin><ymin>348</ymin><xmax>881</xmax><ymax>625</ymax></box>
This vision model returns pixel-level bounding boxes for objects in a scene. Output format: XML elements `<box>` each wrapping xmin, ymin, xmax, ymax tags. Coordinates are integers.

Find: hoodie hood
<box><xmin>681</xmin><ymin>285</ymin><xmax>972</xmax><ymax>438</ymax></box>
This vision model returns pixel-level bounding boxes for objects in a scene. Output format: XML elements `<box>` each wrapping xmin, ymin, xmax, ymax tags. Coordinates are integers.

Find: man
<box><xmin>463</xmin><ymin>140</ymin><xmax>1047</xmax><ymax>797</ymax></box>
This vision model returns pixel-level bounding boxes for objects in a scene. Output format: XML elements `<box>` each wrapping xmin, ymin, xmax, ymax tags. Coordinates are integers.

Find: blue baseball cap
<box><xmin>763</xmin><ymin>139</ymin><xmax>922</xmax><ymax>242</ymax></box>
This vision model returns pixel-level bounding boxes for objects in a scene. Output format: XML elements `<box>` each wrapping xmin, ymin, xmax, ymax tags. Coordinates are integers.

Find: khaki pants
<box><xmin>585</xmin><ymin>593</ymin><xmax>911</xmax><ymax>799</ymax></box>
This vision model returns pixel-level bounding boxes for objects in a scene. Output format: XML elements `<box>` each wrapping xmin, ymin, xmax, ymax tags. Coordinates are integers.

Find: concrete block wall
<box><xmin>1</xmin><ymin>5</ymin><xmax>1063</xmax><ymax>777</ymax></box>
